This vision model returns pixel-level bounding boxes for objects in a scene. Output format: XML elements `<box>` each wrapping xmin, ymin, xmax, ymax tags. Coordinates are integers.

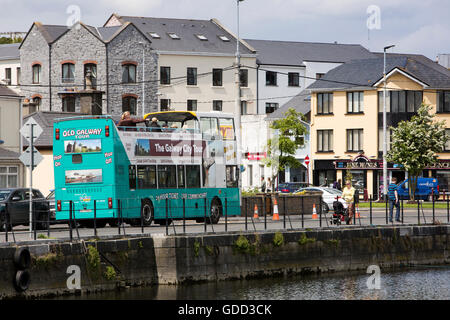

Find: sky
<box><xmin>1</xmin><ymin>0</ymin><xmax>449</xmax><ymax>59</ymax></box>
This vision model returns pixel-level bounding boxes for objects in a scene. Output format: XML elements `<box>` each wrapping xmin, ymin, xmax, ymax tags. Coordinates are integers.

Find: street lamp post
<box><xmin>139</xmin><ymin>42</ymin><xmax>145</xmax><ymax>117</ymax></box>
<box><xmin>235</xmin><ymin>0</ymin><xmax>243</xmax><ymax>191</ymax></box>
<box><xmin>383</xmin><ymin>45</ymin><xmax>395</xmax><ymax>199</ymax></box>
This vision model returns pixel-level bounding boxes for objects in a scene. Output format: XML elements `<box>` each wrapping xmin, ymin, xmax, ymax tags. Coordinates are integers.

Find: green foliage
<box><xmin>242</xmin><ymin>187</ymin><xmax>261</xmax><ymax>196</ymax></box>
<box><xmin>103</xmin><ymin>266</ymin><xmax>117</xmax><ymax>281</ymax></box>
<box><xmin>387</xmin><ymin>104</ymin><xmax>447</xmax><ymax>200</ymax></box>
<box><xmin>86</xmin><ymin>245</ymin><xmax>101</xmax><ymax>273</ymax></box>
<box><xmin>264</xmin><ymin>108</ymin><xmax>308</xmax><ymax>180</ymax></box>
<box><xmin>298</xmin><ymin>233</ymin><xmax>316</xmax><ymax>245</ymax></box>
<box><xmin>193</xmin><ymin>240</ymin><xmax>201</xmax><ymax>257</ymax></box>
<box><xmin>204</xmin><ymin>245</ymin><xmax>214</xmax><ymax>256</ymax></box>
<box><xmin>0</xmin><ymin>37</ymin><xmax>22</xmax><ymax>44</ymax></box>
<box><xmin>272</xmin><ymin>232</ymin><xmax>284</xmax><ymax>247</ymax></box>
<box><xmin>234</xmin><ymin>235</ymin><xmax>251</xmax><ymax>254</ymax></box>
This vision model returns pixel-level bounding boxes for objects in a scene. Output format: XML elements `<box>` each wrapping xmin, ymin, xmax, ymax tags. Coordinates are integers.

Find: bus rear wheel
<box><xmin>207</xmin><ymin>198</ymin><xmax>222</xmax><ymax>225</ymax></box>
<box><xmin>130</xmin><ymin>199</ymin><xmax>154</xmax><ymax>226</ymax></box>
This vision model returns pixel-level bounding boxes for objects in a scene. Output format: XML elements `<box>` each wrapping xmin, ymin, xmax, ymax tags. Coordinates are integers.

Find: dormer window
<box><xmin>219</xmin><ymin>35</ymin><xmax>230</xmax><ymax>42</ymax></box>
<box><xmin>149</xmin><ymin>32</ymin><xmax>160</xmax><ymax>39</ymax></box>
<box><xmin>196</xmin><ymin>34</ymin><xmax>207</xmax><ymax>41</ymax></box>
<box><xmin>168</xmin><ymin>32</ymin><xmax>180</xmax><ymax>39</ymax></box>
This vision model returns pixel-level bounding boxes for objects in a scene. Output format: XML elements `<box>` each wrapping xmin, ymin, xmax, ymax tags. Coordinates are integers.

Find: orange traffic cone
<box><xmin>312</xmin><ymin>204</ymin><xmax>318</xmax><ymax>219</ymax></box>
<box><xmin>355</xmin><ymin>205</ymin><xmax>360</xmax><ymax>218</ymax></box>
<box><xmin>272</xmin><ymin>198</ymin><xmax>280</xmax><ymax>220</ymax></box>
<box><xmin>253</xmin><ymin>203</ymin><xmax>259</xmax><ymax>219</ymax></box>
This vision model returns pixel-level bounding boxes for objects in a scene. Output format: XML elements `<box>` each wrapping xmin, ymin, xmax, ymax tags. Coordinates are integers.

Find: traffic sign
<box><xmin>19</xmin><ymin>146</ymin><xmax>43</xmax><ymax>170</ymax></box>
<box><xmin>305</xmin><ymin>155</ymin><xmax>310</xmax><ymax>166</ymax></box>
<box><xmin>20</xmin><ymin>117</ymin><xmax>43</xmax><ymax>143</ymax></box>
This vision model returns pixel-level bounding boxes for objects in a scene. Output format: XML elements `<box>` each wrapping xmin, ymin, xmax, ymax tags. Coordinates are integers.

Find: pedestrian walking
<box><xmin>261</xmin><ymin>176</ymin><xmax>266</xmax><ymax>193</ymax></box>
<box><xmin>267</xmin><ymin>177</ymin><xmax>272</xmax><ymax>192</ymax></box>
<box><xmin>342</xmin><ymin>180</ymin><xmax>356</xmax><ymax>224</ymax></box>
<box><xmin>388</xmin><ymin>177</ymin><xmax>401</xmax><ymax>222</ymax></box>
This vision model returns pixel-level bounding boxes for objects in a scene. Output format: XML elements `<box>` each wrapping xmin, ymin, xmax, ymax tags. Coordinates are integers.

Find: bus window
<box><xmin>186</xmin><ymin>165</ymin><xmax>201</xmax><ymax>188</ymax></box>
<box><xmin>158</xmin><ymin>165</ymin><xmax>177</xmax><ymax>188</ymax></box>
<box><xmin>177</xmin><ymin>165</ymin><xmax>185</xmax><ymax>188</ymax></box>
<box><xmin>226</xmin><ymin>165</ymin><xmax>239</xmax><ymax>188</ymax></box>
<box><xmin>129</xmin><ymin>165</ymin><xmax>137</xmax><ymax>190</ymax></box>
<box><xmin>219</xmin><ymin>118</ymin><xmax>235</xmax><ymax>140</ymax></box>
<box><xmin>200</xmin><ymin>117</ymin><xmax>219</xmax><ymax>139</ymax></box>
<box><xmin>137</xmin><ymin>165</ymin><xmax>156</xmax><ymax>189</ymax></box>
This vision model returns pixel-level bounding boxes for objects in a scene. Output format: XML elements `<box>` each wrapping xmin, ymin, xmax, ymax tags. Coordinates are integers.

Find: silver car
<box><xmin>295</xmin><ymin>187</ymin><xmax>347</xmax><ymax>213</ymax></box>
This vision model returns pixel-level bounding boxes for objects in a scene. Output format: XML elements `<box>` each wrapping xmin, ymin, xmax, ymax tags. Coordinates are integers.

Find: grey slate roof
<box><xmin>307</xmin><ymin>56</ymin><xmax>450</xmax><ymax>91</ymax></box>
<box><xmin>266</xmin><ymin>90</ymin><xmax>311</xmax><ymax>120</ymax></box>
<box><xmin>0</xmin><ymin>85</ymin><xmax>21</xmax><ymax>97</ymax></box>
<box><xmin>244</xmin><ymin>39</ymin><xmax>376</xmax><ymax>66</ymax></box>
<box><xmin>0</xmin><ymin>43</ymin><xmax>20</xmax><ymax>60</ymax></box>
<box><xmin>0</xmin><ymin>147</ymin><xmax>20</xmax><ymax>159</ymax></box>
<box><xmin>117</xmin><ymin>15</ymin><xmax>255</xmax><ymax>55</ymax></box>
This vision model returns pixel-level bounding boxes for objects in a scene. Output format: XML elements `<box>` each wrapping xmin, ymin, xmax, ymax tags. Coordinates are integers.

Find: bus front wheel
<box><xmin>141</xmin><ymin>199</ymin><xmax>154</xmax><ymax>226</ymax></box>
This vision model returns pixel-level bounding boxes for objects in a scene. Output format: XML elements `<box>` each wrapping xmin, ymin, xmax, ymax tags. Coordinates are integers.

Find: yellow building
<box><xmin>308</xmin><ymin>54</ymin><xmax>450</xmax><ymax>199</ymax></box>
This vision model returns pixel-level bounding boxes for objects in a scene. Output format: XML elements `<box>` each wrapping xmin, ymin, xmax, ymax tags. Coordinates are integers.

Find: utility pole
<box><xmin>383</xmin><ymin>45</ymin><xmax>395</xmax><ymax>199</ymax></box>
<box><xmin>235</xmin><ymin>0</ymin><xmax>243</xmax><ymax>194</ymax></box>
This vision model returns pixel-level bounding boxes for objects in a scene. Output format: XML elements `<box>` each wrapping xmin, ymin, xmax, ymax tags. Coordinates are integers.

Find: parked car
<box><xmin>397</xmin><ymin>178</ymin><xmax>439</xmax><ymax>201</ymax></box>
<box><xmin>46</xmin><ymin>190</ymin><xmax>56</xmax><ymax>222</ymax></box>
<box><xmin>295</xmin><ymin>187</ymin><xmax>347</xmax><ymax>213</ymax></box>
<box><xmin>276</xmin><ymin>182</ymin><xmax>308</xmax><ymax>193</ymax></box>
<box><xmin>0</xmin><ymin>188</ymin><xmax>52</xmax><ymax>231</ymax></box>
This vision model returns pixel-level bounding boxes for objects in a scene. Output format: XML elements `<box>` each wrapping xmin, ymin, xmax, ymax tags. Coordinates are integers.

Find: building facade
<box><xmin>308</xmin><ymin>55</ymin><xmax>450</xmax><ymax>199</ymax></box>
<box><xmin>0</xmin><ymin>43</ymin><xmax>21</xmax><ymax>92</ymax></box>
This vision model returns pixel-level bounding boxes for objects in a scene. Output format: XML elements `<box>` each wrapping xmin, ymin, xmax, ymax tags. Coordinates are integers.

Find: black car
<box><xmin>0</xmin><ymin>188</ymin><xmax>52</xmax><ymax>231</ymax></box>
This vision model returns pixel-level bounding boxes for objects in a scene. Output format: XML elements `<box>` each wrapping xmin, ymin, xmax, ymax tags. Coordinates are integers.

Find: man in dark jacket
<box><xmin>117</xmin><ymin>111</ymin><xmax>147</xmax><ymax>131</ymax></box>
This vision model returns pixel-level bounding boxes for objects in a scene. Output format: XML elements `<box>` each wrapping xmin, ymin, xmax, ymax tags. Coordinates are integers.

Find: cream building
<box><xmin>308</xmin><ymin>54</ymin><xmax>450</xmax><ymax>199</ymax></box>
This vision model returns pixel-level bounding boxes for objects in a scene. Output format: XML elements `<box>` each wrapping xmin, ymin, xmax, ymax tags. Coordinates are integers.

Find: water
<box><xmin>52</xmin><ymin>266</ymin><xmax>450</xmax><ymax>300</ymax></box>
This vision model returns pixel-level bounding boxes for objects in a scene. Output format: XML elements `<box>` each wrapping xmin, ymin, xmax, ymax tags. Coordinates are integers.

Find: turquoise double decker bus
<box><xmin>53</xmin><ymin>111</ymin><xmax>240</xmax><ymax>227</ymax></box>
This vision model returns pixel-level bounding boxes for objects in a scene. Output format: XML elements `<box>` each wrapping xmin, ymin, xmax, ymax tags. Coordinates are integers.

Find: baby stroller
<box><xmin>331</xmin><ymin>198</ymin><xmax>350</xmax><ymax>225</ymax></box>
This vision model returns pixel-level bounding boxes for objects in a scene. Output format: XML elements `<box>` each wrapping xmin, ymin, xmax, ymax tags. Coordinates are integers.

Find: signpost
<box><xmin>19</xmin><ymin>117</ymin><xmax>43</xmax><ymax>238</ymax></box>
<box><xmin>305</xmin><ymin>155</ymin><xmax>310</xmax><ymax>186</ymax></box>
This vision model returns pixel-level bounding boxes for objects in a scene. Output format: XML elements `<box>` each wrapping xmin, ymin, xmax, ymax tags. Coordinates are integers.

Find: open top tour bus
<box><xmin>53</xmin><ymin>111</ymin><xmax>240</xmax><ymax>227</ymax></box>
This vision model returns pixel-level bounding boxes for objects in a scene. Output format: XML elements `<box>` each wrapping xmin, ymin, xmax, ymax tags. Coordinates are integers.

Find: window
<box><xmin>288</xmin><ymin>72</ymin><xmax>300</xmax><ymax>87</ymax></box>
<box><xmin>177</xmin><ymin>165</ymin><xmax>185</xmax><ymax>188</ymax></box>
<box><xmin>241</xmin><ymin>101</ymin><xmax>247</xmax><ymax>115</ymax></box>
<box><xmin>378</xmin><ymin>128</ymin><xmax>393</xmax><ymax>152</ymax></box>
<box><xmin>239</xmin><ymin>69</ymin><xmax>248</xmax><ymax>87</ymax></box>
<box><xmin>316</xmin><ymin>73</ymin><xmax>325</xmax><ymax>79</ymax></box>
<box><xmin>0</xmin><ymin>166</ymin><xmax>18</xmax><ymax>188</ymax></box>
<box><xmin>158</xmin><ymin>165</ymin><xmax>177</xmax><ymax>188</ymax></box>
<box><xmin>137</xmin><ymin>165</ymin><xmax>156</xmax><ymax>189</ymax></box>
<box><xmin>16</xmin><ymin>67</ymin><xmax>20</xmax><ymax>85</ymax></box>
<box><xmin>226</xmin><ymin>166</ymin><xmax>239</xmax><ymax>188</ymax></box>
<box><xmin>212</xmin><ymin>68</ymin><xmax>223</xmax><ymax>86</ymax></box>
<box><xmin>122</xmin><ymin>96</ymin><xmax>137</xmax><ymax>115</ymax></box>
<box><xmin>32</xmin><ymin>96</ymin><xmax>41</xmax><ymax>111</ymax></box>
<box><xmin>149</xmin><ymin>32</ymin><xmax>160</xmax><ymax>39</ymax></box>
<box><xmin>347</xmin><ymin>129</ymin><xmax>364</xmax><ymax>152</ymax></box>
<box><xmin>317</xmin><ymin>130</ymin><xmax>333</xmax><ymax>152</ymax></box>
<box><xmin>219</xmin><ymin>35</ymin><xmax>230</xmax><ymax>42</ymax></box>
<box><xmin>84</xmin><ymin>63</ymin><xmax>97</xmax><ymax>88</ymax></box>
<box><xmin>186</xmin><ymin>165</ymin><xmax>201</xmax><ymax>188</ymax></box>
<box><xmin>266</xmin><ymin>102</ymin><xmax>278</xmax><ymax>114</ymax></box>
<box><xmin>317</xmin><ymin>93</ymin><xmax>333</xmax><ymax>114</ymax></box>
<box><xmin>378</xmin><ymin>90</ymin><xmax>422</xmax><ymax>113</ymax></box>
<box><xmin>196</xmin><ymin>34</ymin><xmax>207</xmax><ymax>41</ymax></box>
<box><xmin>200</xmin><ymin>117</ymin><xmax>219</xmax><ymax>137</ymax></box>
<box><xmin>129</xmin><ymin>165</ymin><xmax>137</xmax><ymax>189</ymax></box>
<box><xmin>438</xmin><ymin>91</ymin><xmax>450</xmax><ymax>113</ymax></box>
<box><xmin>62</xmin><ymin>96</ymin><xmax>76</xmax><ymax>112</ymax></box>
<box><xmin>4</xmin><ymin>68</ymin><xmax>11</xmax><ymax>85</ymax></box>
<box><xmin>444</xmin><ymin>129</ymin><xmax>450</xmax><ymax>152</ymax></box>
<box><xmin>168</xmin><ymin>32</ymin><xmax>180</xmax><ymax>39</ymax></box>
<box><xmin>266</xmin><ymin>71</ymin><xmax>277</xmax><ymax>86</ymax></box>
<box><xmin>62</xmin><ymin>63</ymin><xmax>75</xmax><ymax>83</ymax></box>
<box><xmin>187</xmin><ymin>99</ymin><xmax>197</xmax><ymax>111</ymax></box>
<box><xmin>160</xmin><ymin>99</ymin><xmax>171</xmax><ymax>111</ymax></box>
<box><xmin>160</xmin><ymin>66</ymin><xmax>171</xmax><ymax>85</ymax></box>
<box><xmin>32</xmin><ymin>64</ymin><xmax>41</xmax><ymax>84</ymax></box>
<box><xmin>122</xmin><ymin>64</ymin><xmax>136</xmax><ymax>83</ymax></box>
<box><xmin>187</xmin><ymin>67</ymin><xmax>197</xmax><ymax>85</ymax></box>
<box><xmin>213</xmin><ymin>100</ymin><xmax>222</xmax><ymax>111</ymax></box>
<box><xmin>219</xmin><ymin>118</ymin><xmax>235</xmax><ymax>140</ymax></box>
<box><xmin>347</xmin><ymin>92</ymin><xmax>364</xmax><ymax>113</ymax></box>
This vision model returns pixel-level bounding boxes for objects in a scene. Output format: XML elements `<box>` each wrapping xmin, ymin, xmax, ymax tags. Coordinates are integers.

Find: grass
<box><xmin>358</xmin><ymin>201</ymin><xmax>449</xmax><ymax>209</ymax></box>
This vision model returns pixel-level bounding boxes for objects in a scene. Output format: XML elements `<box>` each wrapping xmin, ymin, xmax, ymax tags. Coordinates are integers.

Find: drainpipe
<box><xmin>48</xmin><ymin>43</ymin><xmax>52</xmax><ymax>111</ymax></box>
<box><xmin>106</xmin><ymin>42</ymin><xmax>109</xmax><ymax>114</ymax></box>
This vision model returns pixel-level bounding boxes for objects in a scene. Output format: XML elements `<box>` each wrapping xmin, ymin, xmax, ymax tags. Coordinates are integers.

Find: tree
<box><xmin>263</xmin><ymin>108</ymin><xmax>308</xmax><ymax>191</ymax></box>
<box><xmin>387</xmin><ymin>104</ymin><xmax>447</xmax><ymax>201</ymax></box>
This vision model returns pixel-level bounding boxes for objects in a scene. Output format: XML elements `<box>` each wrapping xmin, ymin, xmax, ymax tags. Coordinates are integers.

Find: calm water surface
<box><xmin>52</xmin><ymin>266</ymin><xmax>450</xmax><ymax>300</ymax></box>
